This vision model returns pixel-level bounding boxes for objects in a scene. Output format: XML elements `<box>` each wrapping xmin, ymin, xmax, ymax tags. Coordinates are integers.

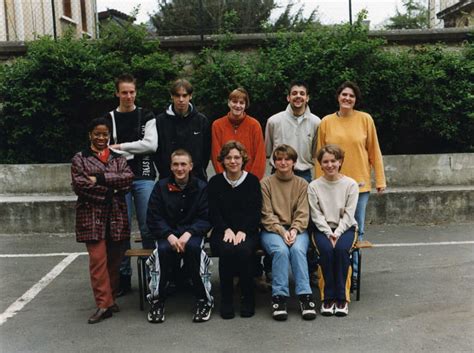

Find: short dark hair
<box><xmin>88</xmin><ymin>117</ymin><xmax>111</xmax><ymax>134</ymax></box>
<box><xmin>272</xmin><ymin>144</ymin><xmax>298</xmax><ymax>163</ymax></box>
<box><xmin>171</xmin><ymin>148</ymin><xmax>193</xmax><ymax>163</ymax></box>
<box><xmin>288</xmin><ymin>80</ymin><xmax>309</xmax><ymax>95</ymax></box>
<box><xmin>114</xmin><ymin>73</ymin><xmax>136</xmax><ymax>92</ymax></box>
<box><xmin>316</xmin><ymin>144</ymin><xmax>345</xmax><ymax>171</ymax></box>
<box><xmin>170</xmin><ymin>79</ymin><xmax>193</xmax><ymax>96</ymax></box>
<box><xmin>335</xmin><ymin>81</ymin><xmax>362</xmax><ymax>107</ymax></box>
<box><xmin>217</xmin><ymin>140</ymin><xmax>249</xmax><ymax>170</ymax></box>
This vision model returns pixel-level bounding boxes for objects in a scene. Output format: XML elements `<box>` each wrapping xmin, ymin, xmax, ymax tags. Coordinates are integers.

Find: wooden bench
<box><xmin>126</xmin><ymin>239</ymin><xmax>373</xmax><ymax>310</ymax></box>
<box><xmin>352</xmin><ymin>240</ymin><xmax>373</xmax><ymax>301</ymax></box>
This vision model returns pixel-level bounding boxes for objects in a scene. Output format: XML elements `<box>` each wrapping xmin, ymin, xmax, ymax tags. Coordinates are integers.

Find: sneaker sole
<box><xmin>320</xmin><ymin>310</ymin><xmax>334</xmax><ymax>317</ymax></box>
<box><xmin>334</xmin><ymin>309</ymin><xmax>348</xmax><ymax>317</ymax></box>
<box><xmin>273</xmin><ymin>312</ymin><xmax>288</xmax><ymax>321</ymax></box>
<box><xmin>302</xmin><ymin>311</ymin><xmax>317</xmax><ymax>320</ymax></box>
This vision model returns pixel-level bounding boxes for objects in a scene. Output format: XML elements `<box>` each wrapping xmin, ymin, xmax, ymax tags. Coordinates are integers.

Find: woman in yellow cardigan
<box><xmin>315</xmin><ymin>81</ymin><xmax>386</xmax><ymax>280</ymax></box>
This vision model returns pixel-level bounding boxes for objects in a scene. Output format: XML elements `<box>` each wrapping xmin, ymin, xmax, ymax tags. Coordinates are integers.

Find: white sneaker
<box><xmin>334</xmin><ymin>301</ymin><xmax>348</xmax><ymax>317</ymax></box>
<box><xmin>320</xmin><ymin>300</ymin><xmax>335</xmax><ymax>316</ymax></box>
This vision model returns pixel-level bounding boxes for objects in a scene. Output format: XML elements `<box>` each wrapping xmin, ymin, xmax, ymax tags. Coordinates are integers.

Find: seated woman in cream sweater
<box><xmin>308</xmin><ymin>144</ymin><xmax>359</xmax><ymax>317</ymax></box>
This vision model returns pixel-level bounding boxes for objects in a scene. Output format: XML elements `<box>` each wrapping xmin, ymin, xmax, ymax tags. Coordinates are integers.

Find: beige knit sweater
<box><xmin>308</xmin><ymin>175</ymin><xmax>359</xmax><ymax>238</ymax></box>
<box><xmin>260</xmin><ymin>173</ymin><xmax>309</xmax><ymax>237</ymax></box>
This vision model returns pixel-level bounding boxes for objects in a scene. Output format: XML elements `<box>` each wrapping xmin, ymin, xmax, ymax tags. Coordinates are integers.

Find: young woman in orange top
<box><xmin>211</xmin><ymin>88</ymin><xmax>266</xmax><ymax>180</ymax></box>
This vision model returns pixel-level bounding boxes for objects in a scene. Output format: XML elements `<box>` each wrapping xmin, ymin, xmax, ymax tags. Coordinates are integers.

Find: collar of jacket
<box><xmin>166</xmin><ymin>103</ymin><xmax>196</xmax><ymax>119</ymax></box>
<box><xmin>81</xmin><ymin>148</ymin><xmax>121</xmax><ymax>159</ymax></box>
<box><xmin>166</xmin><ymin>175</ymin><xmax>198</xmax><ymax>193</ymax></box>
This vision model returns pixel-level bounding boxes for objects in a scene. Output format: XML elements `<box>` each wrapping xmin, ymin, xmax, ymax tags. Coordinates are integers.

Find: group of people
<box><xmin>71</xmin><ymin>74</ymin><xmax>386</xmax><ymax>324</ymax></box>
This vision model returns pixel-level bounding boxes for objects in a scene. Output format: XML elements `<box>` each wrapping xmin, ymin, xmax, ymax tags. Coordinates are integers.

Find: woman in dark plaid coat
<box><xmin>71</xmin><ymin>117</ymin><xmax>134</xmax><ymax>324</ymax></box>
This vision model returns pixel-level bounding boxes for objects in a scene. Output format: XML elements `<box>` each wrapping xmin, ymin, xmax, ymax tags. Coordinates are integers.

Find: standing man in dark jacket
<box><xmin>107</xmin><ymin>74</ymin><xmax>158</xmax><ymax>296</ymax></box>
<box><xmin>155</xmin><ymin>79</ymin><xmax>211</xmax><ymax>181</ymax></box>
<box><xmin>146</xmin><ymin>149</ymin><xmax>213</xmax><ymax>324</ymax></box>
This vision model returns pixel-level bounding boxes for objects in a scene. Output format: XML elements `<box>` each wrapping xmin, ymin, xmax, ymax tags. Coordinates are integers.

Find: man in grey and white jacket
<box><xmin>265</xmin><ymin>80</ymin><xmax>321</xmax><ymax>183</ymax></box>
<box><xmin>106</xmin><ymin>73</ymin><xmax>158</xmax><ymax>296</ymax></box>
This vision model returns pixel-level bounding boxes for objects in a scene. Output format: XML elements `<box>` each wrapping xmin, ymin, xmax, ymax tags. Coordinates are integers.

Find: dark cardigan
<box><xmin>208</xmin><ymin>172</ymin><xmax>262</xmax><ymax>242</ymax></box>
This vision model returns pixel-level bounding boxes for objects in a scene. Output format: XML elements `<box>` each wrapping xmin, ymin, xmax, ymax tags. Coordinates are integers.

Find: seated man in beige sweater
<box><xmin>260</xmin><ymin>144</ymin><xmax>316</xmax><ymax>321</ymax></box>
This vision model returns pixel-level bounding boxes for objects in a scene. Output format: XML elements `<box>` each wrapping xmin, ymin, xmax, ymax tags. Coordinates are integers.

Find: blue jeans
<box><xmin>294</xmin><ymin>169</ymin><xmax>312</xmax><ymax>183</ymax></box>
<box><xmin>353</xmin><ymin>191</ymin><xmax>370</xmax><ymax>276</ymax></box>
<box><xmin>260</xmin><ymin>230</ymin><xmax>311</xmax><ymax>297</ymax></box>
<box><xmin>119</xmin><ymin>179</ymin><xmax>155</xmax><ymax>277</ymax></box>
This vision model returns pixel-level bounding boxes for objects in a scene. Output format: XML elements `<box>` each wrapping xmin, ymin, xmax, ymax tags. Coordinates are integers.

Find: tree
<box><xmin>270</xmin><ymin>2</ymin><xmax>320</xmax><ymax>32</ymax></box>
<box><xmin>150</xmin><ymin>0</ymin><xmax>278</xmax><ymax>35</ymax></box>
<box><xmin>384</xmin><ymin>0</ymin><xmax>429</xmax><ymax>29</ymax></box>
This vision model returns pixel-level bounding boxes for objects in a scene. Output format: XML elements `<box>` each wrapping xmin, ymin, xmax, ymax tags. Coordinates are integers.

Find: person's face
<box><xmin>274</xmin><ymin>152</ymin><xmax>295</xmax><ymax>175</ymax></box>
<box><xmin>228</xmin><ymin>97</ymin><xmax>246</xmax><ymax>118</ymax></box>
<box><xmin>320</xmin><ymin>152</ymin><xmax>342</xmax><ymax>177</ymax></box>
<box><xmin>115</xmin><ymin>82</ymin><xmax>136</xmax><ymax>110</ymax></box>
<box><xmin>338</xmin><ymin>87</ymin><xmax>356</xmax><ymax>110</ymax></box>
<box><xmin>287</xmin><ymin>85</ymin><xmax>309</xmax><ymax>112</ymax></box>
<box><xmin>171</xmin><ymin>155</ymin><xmax>193</xmax><ymax>183</ymax></box>
<box><xmin>89</xmin><ymin>125</ymin><xmax>110</xmax><ymax>152</ymax></box>
<box><xmin>223</xmin><ymin>148</ymin><xmax>243</xmax><ymax>174</ymax></box>
<box><xmin>171</xmin><ymin>87</ymin><xmax>192</xmax><ymax>115</ymax></box>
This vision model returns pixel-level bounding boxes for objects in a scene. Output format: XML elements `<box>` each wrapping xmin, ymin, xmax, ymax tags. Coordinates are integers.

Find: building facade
<box><xmin>430</xmin><ymin>0</ymin><xmax>474</xmax><ymax>28</ymax></box>
<box><xmin>0</xmin><ymin>0</ymin><xmax>98</xmax><ymax>41</ymax></box>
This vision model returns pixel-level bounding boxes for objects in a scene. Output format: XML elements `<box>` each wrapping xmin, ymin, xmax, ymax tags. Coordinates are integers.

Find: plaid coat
<box><xmin>71</xmin><ymin>149</ymin><xmax>133</xmax><ymax>242</ymax></box>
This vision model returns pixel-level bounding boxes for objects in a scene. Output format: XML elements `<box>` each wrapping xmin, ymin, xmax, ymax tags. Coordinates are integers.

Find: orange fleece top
<box><xmin>211</xmin><ymin>113</ymin><xmax>266</xmax><ymax>180</ymax></box>
<box><xmin>314</xmin><ymin>110</ymin><xmax>386</xmax><ymax>193</ymax></box>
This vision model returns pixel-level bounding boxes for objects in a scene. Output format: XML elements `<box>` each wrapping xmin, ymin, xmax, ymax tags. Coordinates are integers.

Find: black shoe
<box><xmin>220</xmin><ymin>299</ymin><xmax>235</xmax><ymax>320</ymax></box>
<box><xmin>193</xmin><ymin>299</ymin><xmax>213</xmax><ymax>322</ymax></box>
<box><xmin>240</xmin><ymin>296</ymin><xmax>255</xmax><ymax>318</ymax></box>
<box><xmin>271</xmin><ymin>295</ymin><xmax>288</xmax><ymax>321</ymax></box>
<box><xmin>88</xmin><ymin>308</ymin><xmax>112</xmax><ymax>324</ymax></box>
<box><xmin>117</xmin><ymin>275</ymin><xmax>131</xmax><ymax>297</ymax></box>
<box><xmin>148</xmin><ymin>301</ymin><xmax>165</xmax><ymax>323</ymax></box>
<box><xmin>298</xmin><ymin>294</ymin><xmax>317</xmax><ymax>320</ymax></box>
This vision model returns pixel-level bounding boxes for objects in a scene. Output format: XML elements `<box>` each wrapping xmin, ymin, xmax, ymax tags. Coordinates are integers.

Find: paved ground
<box><xmin>1</xmin><ymin>223</ymin><xmax>473</xmax><ymax>353</ymax></box>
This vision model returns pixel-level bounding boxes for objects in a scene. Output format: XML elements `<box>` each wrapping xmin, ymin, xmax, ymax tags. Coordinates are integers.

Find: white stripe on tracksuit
<box><xmin>146</xmin><ymin>239</ymin><xmax>213</xmax><ymax>304</ymax></box>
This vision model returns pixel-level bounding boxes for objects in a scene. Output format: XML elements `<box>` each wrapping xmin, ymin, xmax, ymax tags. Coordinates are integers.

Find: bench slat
<box><xmin>355</xmin><ymin>240</ymin><xmax>373</xmax><ymax>249</ymax></box>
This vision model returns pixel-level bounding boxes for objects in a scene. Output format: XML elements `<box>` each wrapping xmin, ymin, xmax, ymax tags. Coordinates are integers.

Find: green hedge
<box><xmin>191</xmin><ymin>21</ymin><xmax>473</xmax><ymax>155</ymax></box>
<box><xmin>0</xmin><ymin>19</ymin><xmax>472</xmax><ymax>163</ymax></box>
<box><xmin>0</xmin><ymin>23</ymin><xmax>178</xmax><ymax>163</ymax></box>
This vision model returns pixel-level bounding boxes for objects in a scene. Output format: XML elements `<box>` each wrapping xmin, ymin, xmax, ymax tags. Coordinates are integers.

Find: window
<box><xmin>62</xmin><ymin>0</ymin><xmax>72</xmax><ymax>18</ymax></box>
<box><xmin>80</xmin><ymin>0</ymin><xmax>87</xmax><ymax>31</ymax></box>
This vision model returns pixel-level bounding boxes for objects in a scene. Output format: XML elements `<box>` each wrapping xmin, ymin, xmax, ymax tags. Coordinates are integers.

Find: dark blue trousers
<box><xmin>156</xmin><ymin>236</ymin><xmax>208</xmax><ymax>301</ymax></box>
<box><xmin>314</xmin><ymin>227</ymin><xmax>357</xmax><ymax>302</ymax></box>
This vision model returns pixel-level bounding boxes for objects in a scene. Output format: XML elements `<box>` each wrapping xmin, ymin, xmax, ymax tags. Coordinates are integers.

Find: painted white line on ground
<box><xmin>374</xmin><ymin>241</ymin><xmax>474</xmax><ymax>247</ymax></box>
<box><xmin>0</xmin><ymin>253</ymin><xmax>80</xmax><ymax>326</ymax></box>
<box><xmin>0</xmin><ymin>252</ymin><xmax>87</xmax><ymax>258</ymax></box>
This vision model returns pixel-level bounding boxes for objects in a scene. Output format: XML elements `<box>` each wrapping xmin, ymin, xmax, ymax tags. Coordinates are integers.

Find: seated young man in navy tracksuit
<box><xmin>146</xmin><ymin>149</ymin><xmax>213</xmax><ymax>323</ymax></box>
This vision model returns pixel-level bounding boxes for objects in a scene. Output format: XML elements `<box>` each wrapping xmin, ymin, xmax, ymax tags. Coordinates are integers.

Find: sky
<box><xmin>97</xmin><ymin>0</ymin><xmax>407</xmax><ymax>28</ymax></box>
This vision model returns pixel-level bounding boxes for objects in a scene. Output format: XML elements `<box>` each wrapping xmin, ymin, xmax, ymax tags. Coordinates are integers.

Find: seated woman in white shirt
<box><xmin>307</xmin><ymin>144</ymin><xmax>359</xmax><ymax>317</ymax></box>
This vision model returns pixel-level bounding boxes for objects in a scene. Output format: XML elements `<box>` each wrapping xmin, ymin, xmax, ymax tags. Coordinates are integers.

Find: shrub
<box><xmin>191</xmin><ymin>18</ymin><xmax>473</xmax><ymax>154</ymax></box>
<box><xmin>0</xmin><ymin>22</ymin><xmax>178</xmax><ymax>163</ymax></box>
